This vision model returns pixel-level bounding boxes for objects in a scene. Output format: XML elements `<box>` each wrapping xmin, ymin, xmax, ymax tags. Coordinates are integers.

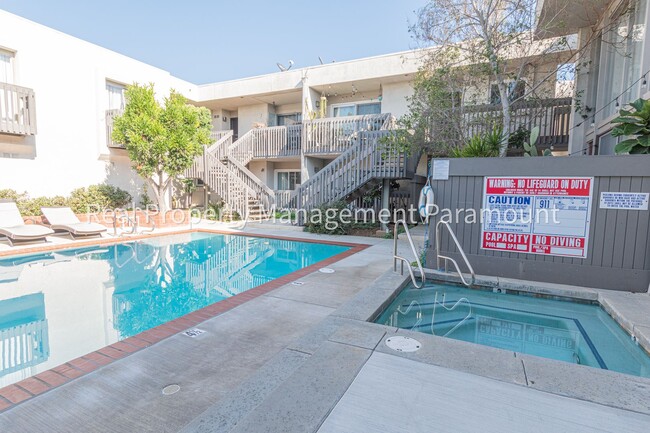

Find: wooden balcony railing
<box><xmin>0</xmin><ymin>82</ymin><xmax>37</xmax><ymax>135</ymax></box>
<box><xmin>106</xmin><ymin>109</ymin><xmax>125</xmax><ymax>148</ymax></box>
<box><xmin>303</xmin><ymin>113</ymin><xmax>393</xmax><ymax>155</ymax></box>
<box><xmin>463</xmin><ymin>97</ymin><xmax>572</xmax><ymax>147</ymax></box>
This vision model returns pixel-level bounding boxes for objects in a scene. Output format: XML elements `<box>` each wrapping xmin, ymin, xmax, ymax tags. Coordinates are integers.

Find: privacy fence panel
<box><xmin>426</xmin><ymin>155</ymin><xmax>650</xmax><ymax>292</ymax></box>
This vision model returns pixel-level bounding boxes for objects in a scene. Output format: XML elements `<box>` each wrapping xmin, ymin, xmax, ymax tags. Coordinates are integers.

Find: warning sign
<box><xmin>481</xmin><ymin>177</ymin><xmax>593</xmax><ymax>258</ymax></box>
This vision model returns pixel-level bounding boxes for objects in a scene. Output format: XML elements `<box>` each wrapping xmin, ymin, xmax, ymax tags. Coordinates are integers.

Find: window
<box><xmin>332</xmin><ymin>102</ymin><xmax>381</xmax><ymax>117</ymax></box>
<box><xmin>276</xmin><ymin>171</ymin><xmax>301</xmax><ymax>190</ymax></box>
<box><xmin>599</xmin><ymin>0</ymin><xmax>648</xmax><ymax>120</ymax></box>
<box><xmin>489</xmin><ymin>81</ymin><xmax>526</xmax><ymax>104</ymax></box>
<box><xmin>356</xmin><ymin>103</ymin><xmax>381</xmax><ymax>115</ymax></box>
<box><xmin>106</xmin><ymin>82</ymin><xmax>125</xmax><ymax>110</ymax></box>
<box><xmin>0</xmin><ymin>49</ymin><xmax>14</xmax><ymax>84</ymax></box>
<box><xmin>333</xmin><ymin>105</ymin><xmax>356</xmax><ymax>117</ymax></box>
<box><xmin>277</xmin><ymin>113</ymin><xmax>302</xmax><ymax>126</ymax></box>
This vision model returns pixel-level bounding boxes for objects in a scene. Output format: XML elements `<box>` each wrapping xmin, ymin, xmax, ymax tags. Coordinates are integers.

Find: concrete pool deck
<box><xmin>1</xmin><ymin>224</ymin><xmax>649</xmax><ymax>432</ymax></box>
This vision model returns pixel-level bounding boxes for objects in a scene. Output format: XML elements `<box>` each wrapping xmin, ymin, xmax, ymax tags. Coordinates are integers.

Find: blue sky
<box><xmin>0</xmin><ymin>0</ymin><xmax>424</xmax><ymax>84</ymax></box>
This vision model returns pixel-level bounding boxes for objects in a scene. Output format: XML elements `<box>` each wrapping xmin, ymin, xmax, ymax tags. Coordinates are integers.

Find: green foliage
<box><xmin>303</xmin><ymin>201</ymin><xmax>379</xmax><ymax>235</ymax></box>
<box><xmin>0</xmin><ymin>185</ymin><xmax>131</xmax><ymax>216</ymax></box>
<box><xmin>206</xmin><ymin>201</ymin><xmax>224</xmax><ymax>221</ymax></box>
<box><xmin>612</xmin><ymin>98</ymin><xmax>650</xmax><ymax>155</ymax></box>
<box><xmin>381</xmin><ymin>68</ymin><xmax>467</xmax><ymax>156</ymax></box>
<box><xmin>450</xmin><ymin>127</ymin><xmax>502</xmax><ymax>157</ymax></box>
<box><xmin>111</xmin><ymin>83</ymin><xmax>212</xmax><ymax>211</ymax></box>
<box><xmin>68</xmin><ymin>184</ymin><xmax>132</xmax><ymax>213</ymax></box>
<box><xmin>522</xmin><ymin>126</ymin><xmax>552</xmax><ymax>157</ymax></box>
<box><xmin>508</xmin><ymin>126</ymin><xmax>530</xmax><ymax>149</ymax></box>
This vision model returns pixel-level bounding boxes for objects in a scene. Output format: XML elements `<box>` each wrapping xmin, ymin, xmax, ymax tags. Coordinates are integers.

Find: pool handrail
<box><xmin>435</xmin><ymin>220</ymin><xmax>475</xmax><ymax>286</ymax></box>
<box><xmin>393</xmin><ymin>219</ymin><xmax>425</xmax><ymax>289</ymax></box>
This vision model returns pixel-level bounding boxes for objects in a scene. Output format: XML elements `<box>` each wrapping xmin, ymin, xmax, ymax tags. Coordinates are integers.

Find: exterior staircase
<box><xmin>295</xmin><ymin>129</ymin><xmax>409</xmax><ymax>211</ymax></box>
<box><xmin>186</xmin><ymin>113</ymin><xmax>410</xmax><ymax>221</ymax></box>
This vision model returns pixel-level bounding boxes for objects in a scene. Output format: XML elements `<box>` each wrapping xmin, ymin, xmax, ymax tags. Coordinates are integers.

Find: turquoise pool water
<box><xmin>0</xmin><ymin>232</ymin><xmax>349</xmax><ymax>386</ymax></box>
<box><xmin>376</xmin><ymin>283</ymin><xmax>650</xmax><ymax>377</ymax></box>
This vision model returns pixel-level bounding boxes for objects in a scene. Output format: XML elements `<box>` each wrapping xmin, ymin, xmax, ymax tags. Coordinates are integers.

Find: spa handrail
<box><xmin>435</xmin><ymin>220</ymin><xmax>475</xmax><ymax>286</ymax></box>
<box><xmin>393</xmin><ymin>219</ymin><xmax>425</xmax><ymax>288</ymax></box>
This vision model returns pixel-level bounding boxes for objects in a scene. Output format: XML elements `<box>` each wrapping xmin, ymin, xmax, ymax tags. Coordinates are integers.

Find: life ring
<box><xmin>418</xmin><ymin>185</ymin><xmax>434</xmax><ymax>218</ymax></box>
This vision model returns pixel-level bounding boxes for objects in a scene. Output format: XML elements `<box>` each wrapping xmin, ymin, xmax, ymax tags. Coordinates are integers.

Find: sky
<box><xmin>0</xmin><ymin>0</ymin><xmax>425</xmax><ymax>84</ymax></box>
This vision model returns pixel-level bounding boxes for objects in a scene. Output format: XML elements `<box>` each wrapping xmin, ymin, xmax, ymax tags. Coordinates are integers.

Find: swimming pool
<box><xmin>376</xmin><ymin>282</ymin><xmax>650</xmax><ymax>377</ymax></box>
<box><xmin>0</xmin><ymin>232</ymin><xmax>350</xmax><ymax>387</ymax></box>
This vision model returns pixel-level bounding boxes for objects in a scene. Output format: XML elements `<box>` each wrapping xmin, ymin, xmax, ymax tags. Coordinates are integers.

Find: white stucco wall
<box><xmin>0</xmin><ymin>11</ymin><xmax>197</xmax><ymax>199</ymax></box>
<box><xmin>381</xmin><ymin>81</ymin><xmax>413</xmax><ymax>118</ymax></box>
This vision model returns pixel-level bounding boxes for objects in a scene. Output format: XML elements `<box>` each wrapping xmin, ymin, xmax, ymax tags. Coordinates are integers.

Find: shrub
<box><xmin>450</xmin><ymin>127</ymin><xmax>502</xmax><ymax>157</ymax></box>
<box><xmin>19</xmin><ymin>196</ymin><xmax>68</xmax><ymax>217</ymax></box>
<box><xmin>612</xmin><ymin>98</ymin><xmax>650</xmax><ymax>154</ymax></box>
<box><xmin>304</xmin><ymin>201</ymin><xmax>379</xmax><ymax>235</ymax></box>
<box><xmin>0</xmin><ymin>184</ymin><xmax>131</xmax><ymax>216</ymax></box>
<box><xmin>68</xmin><ymin>184</ymin><xmax>132</xmax><ymax>213</ymax></box>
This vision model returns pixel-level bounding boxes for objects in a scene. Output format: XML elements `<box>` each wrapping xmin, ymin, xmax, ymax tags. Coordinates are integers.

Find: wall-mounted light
<box><xmin>223</xmin><ymin>116</ymin><xmax>227</xmax><ymax>122</ymax></box>
<box><xmin>315</xmin><ymin>101</ymin><xmax>320</xmax><ymax>108</ymax></box>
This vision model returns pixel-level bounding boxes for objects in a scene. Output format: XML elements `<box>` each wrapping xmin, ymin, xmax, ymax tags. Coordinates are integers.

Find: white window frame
<box><xmin>0</xmin><ymin>48</ymin><xmax>16</xmax><ymax>84</ymax></box>
<box><xmin>330</xmin><ymin>102</ymin><xmax>381</xmax><ymax>117</ymax></box>
<box><xmin>106</xmin><ymin>80</ymin><xmax>127</xmax><ymax>110</ymax></box>
<box><xmin>274</xmin><ymin>169</ymin><xmax>301</xmax><ymax>191</ymax></box>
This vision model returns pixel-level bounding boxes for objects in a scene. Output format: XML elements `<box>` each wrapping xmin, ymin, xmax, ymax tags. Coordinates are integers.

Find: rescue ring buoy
<box><xmin>418</xmin><ymin>185</ymin><xmax>434</xmax><ymax>218</ymax></box>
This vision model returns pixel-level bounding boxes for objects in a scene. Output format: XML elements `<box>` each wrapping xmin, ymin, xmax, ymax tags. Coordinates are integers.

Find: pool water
<box><xmin>0</xmin><ymin>232</ymin><xmax>349</xmax><ymax>387</ymax></box>
<box><xmin>376</xmin><ymin>283</ymin><xmax>650</xmax><ymax>377</ymax></box>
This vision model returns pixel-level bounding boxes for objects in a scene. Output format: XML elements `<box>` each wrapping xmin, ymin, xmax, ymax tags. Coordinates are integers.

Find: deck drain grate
<box><xmin>386</xmin><ymin>336</ymin><xmax>422</xmax><ymax>352</ymax></box>
<box><xmin>319</xmin><ymin>268</ymin><xmax>335</xmax><ymax>274</ymax></box>
<box><xmin>162</xmin><ymin>384</ymin><xmax>181</xmax><ymax>395</ymax></box>
<box><xmin>291</xmin><ymin>281</ymin><xmax>305</xmax><ymax>286</ymax></box>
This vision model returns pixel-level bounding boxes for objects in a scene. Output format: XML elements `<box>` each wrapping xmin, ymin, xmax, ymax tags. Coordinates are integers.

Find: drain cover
<box><xmin>162</xmin><ymin>384</ymin><xmax>180</xmax><ymax>395</ymax></box>
<box><xmin>291</xmin><ymin>281</ymin><xmax>305</xmax><ymax>286</ymax></box>
<box><xmin>319</xmin><ymin>267</ymin><xmax>335</xmax><ymax>274</ymax></box>
<box><xmin>385</xmin><ymin>336</ymin><xmax>422</xmax><ymax>352</ymax></box>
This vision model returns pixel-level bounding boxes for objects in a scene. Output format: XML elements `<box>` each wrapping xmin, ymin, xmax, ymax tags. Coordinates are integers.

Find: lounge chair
<box><xmin>41</xmin><ymin>207</ymin><xmax>107</xmax><ymax>239</ymax></box>
<box><xmin>0</xmin><ymin>201</ymin><xmax>55</xmax><ymax>246</ymax></box>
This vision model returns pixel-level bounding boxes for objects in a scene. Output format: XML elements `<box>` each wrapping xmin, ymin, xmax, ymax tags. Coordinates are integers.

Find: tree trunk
<box><xmin>497</xmin><ymin>81</ymin><xmax>512</xmax><ymax>157</ymax></box>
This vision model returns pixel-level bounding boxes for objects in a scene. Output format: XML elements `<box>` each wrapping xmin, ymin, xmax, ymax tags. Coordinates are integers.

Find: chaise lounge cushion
<box><xmin>0</xmin><ymin>201</ymin><xmax>54</xmax><ymax>242</ymax></box>
<box><xmin>41</xmin><ymin>207</ymin><xmax>107</xmax><ymax>236</ymax></box>
<box><xmin>0</xmin><ymin>224</ymin><xmax>55</xmax><ymax>240</ymax></box>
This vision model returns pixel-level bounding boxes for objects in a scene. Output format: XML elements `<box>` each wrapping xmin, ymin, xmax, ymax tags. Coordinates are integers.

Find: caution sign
<box><xmin>481</xmin><ymin>177</ymin><xmax>593</xmax><ymax>258</ymax></box>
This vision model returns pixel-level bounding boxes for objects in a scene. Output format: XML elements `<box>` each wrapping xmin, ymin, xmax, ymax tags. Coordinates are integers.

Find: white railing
<box><xmin>0</xmin><ymin>82</ymin><xmax>37</xmax><ymax>135</ymax></box>
<box><xmin>207</xmin><ymin>130</ymin><xmax>234</xmax><ymax>160</ymax></box>
<box><xmin>186</xmin><ymin>147</ymin><xmax>255</xmax><ymax>217</ymax></box>
<box><xmin>303</xmin><ymin>113</ymin><xmax>392</xmax><ymax>155</ymax></box>
<box><xmin>105</xmin><ymin>109</ymin><xmax>124</xmax><ymax>148</ymax></box>
<box><xmin>0</xmin><ymin>319</ymin><xmax>49</xmax><ymax>376</ymax></box>
<box><xmin>229</xmin><ymin>125</ymin><xmax>302</xmax><ymax>164</ymax></box>
<box><xmin>297</xmin><ymin>130</ymin><xmax>406</xmax><ymax>211</ymax></box>
<box><xmin>226</xmin><ymin>157</ymin><xmax>275</xmax><ymax>211</ymax></box>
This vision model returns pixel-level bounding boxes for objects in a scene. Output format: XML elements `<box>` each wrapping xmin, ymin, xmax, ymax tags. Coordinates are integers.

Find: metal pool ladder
<box><xmin>393</xmin><ymin>219</ymin><xmax>425</xmax><ymax>288</ymax></box>
<box><xmin>435</xmin><ymin>220</ymin><xmax>475</xmax><ymax>287</ymax></box>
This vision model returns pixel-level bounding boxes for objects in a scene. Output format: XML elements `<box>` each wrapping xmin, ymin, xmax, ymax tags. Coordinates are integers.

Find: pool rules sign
<box><xmin>481</xmin><ymin>177</ymin><xmax>593</xmax><ymax>258</ymax></box>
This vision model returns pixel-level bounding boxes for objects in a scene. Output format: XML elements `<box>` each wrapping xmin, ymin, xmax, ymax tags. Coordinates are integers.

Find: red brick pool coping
<box><xmin>0</xmin><ymin>229</ymin><xmax>370</xmax><ymax>412</ymax></box>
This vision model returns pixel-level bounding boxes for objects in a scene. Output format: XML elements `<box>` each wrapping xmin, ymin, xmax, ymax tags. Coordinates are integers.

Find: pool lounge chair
<box><xmin>0</xmin><ymin>201</ymin><xmax>55</xmax><ymax>246</ymax></box>
<box><xmin>41</xmin><ymin>207</ymin><xmax>107</xmax><ymax>239</ymax></box>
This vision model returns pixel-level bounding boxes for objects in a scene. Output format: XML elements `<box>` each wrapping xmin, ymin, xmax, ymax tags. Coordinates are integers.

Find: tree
<box><xmin>411</xmin><ymin>0</ymin><xmax>576</xmax><ymax>156</ymax></box>
<box><xmin>112</xmin><ymin>84</ymin><xmax>212</xmax><ymax>212</ymax></box>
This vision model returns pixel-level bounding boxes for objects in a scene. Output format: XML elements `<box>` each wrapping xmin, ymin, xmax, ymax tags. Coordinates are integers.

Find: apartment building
<box><xmin>537</xmin><ymin>0</ymin><xmax>650</xmax><ymax>155</ymax></box>
<box><xmin>0</xmin><ymin>9</ymin><xmax>576</xmax><ymax>216</ymax></box>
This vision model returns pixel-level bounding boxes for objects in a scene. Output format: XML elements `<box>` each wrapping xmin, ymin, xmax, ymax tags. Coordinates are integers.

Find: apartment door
<box><xmin>230</xmin><ymin>118</ymin><xmax>239</xmax><ymax>141</ymax></box>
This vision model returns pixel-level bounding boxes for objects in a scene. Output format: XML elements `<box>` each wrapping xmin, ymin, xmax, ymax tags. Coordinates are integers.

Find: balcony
<box><xmin>106</xmin><ymin>109</ymin><xmax>125</xmax><ymax>148</ymax></box>
<box><xmin>0</xmin><ymin>82</ymin><xmax>37</xmax><ymax>135</ymax></box>
<box><xmin>463</xmin><ymin>97</ymin><xmax>572</xmax><ymax>149</ymax></box>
